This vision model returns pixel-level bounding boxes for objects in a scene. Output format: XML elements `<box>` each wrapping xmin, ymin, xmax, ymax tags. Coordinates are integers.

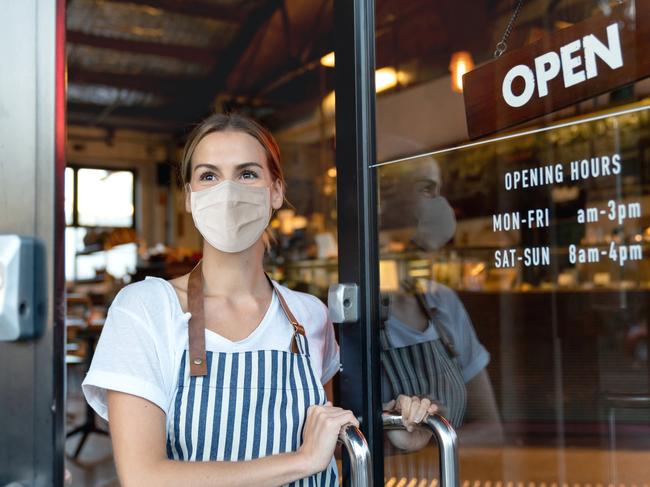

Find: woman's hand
<box><xmin>384</xmin><ymin>394</ymin><xmax>439</xmax><ymax>432</ymax></box>
<box><xmin>298</xmin><ymin>401</ymin><xmax>359</xmax><ymax>475</ymax></box>
<box><xmin>383</xmin><ymin>395</ymin><xmax>439</xmax><ymax>451</ymax></box>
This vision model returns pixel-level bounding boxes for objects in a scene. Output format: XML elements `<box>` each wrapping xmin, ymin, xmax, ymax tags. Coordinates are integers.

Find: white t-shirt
<box><xmin>82</xmin><ymin>276</ymin><xmax>341</xmax><ymax>422</ymax></box>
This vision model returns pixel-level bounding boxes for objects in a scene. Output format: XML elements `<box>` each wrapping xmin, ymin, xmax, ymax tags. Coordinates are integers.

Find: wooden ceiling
<box><xmin>66</xmin><ymin>0</ymin><xmax>600</xmax><ymax>136</ymax></box>
<box><xmin>66</xmin><ymin>0</ymin><xmax>333</xmax><ymax>134</ymax></box>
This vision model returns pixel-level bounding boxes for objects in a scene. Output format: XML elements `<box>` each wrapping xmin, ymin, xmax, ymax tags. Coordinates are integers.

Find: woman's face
<box><xmin>185</xmin><ymin>130</ymin><xmax>284</xmax><ymax>212</ymax></box>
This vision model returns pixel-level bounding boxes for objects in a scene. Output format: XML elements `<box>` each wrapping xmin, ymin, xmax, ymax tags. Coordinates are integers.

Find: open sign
<box><xmin>463</xmin><ymin>2</ymin><xmax>650</xmax><ymax>139</ymax></box>
<box><xmin>502</xmin><ymin>23</ymin><xmax>623</xmax><ymax>108</ymax></box>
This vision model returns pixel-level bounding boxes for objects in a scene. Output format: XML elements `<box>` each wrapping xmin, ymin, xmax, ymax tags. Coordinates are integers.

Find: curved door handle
<box><xmin>338</xmin><ymin>423</ymin><xmax>373</xmax><ymax>487</ymax></box>
<box><xmin>383</xmin><ymin>412</ymin><xmax>459</xmax><ymax>487</ymax></box>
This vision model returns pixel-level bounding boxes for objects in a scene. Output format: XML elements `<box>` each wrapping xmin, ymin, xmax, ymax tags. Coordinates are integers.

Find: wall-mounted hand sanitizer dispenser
<box><xmin>0</xmin><ymin>235</ymin><xmax>47</xmax><ymax>341</ymax></box>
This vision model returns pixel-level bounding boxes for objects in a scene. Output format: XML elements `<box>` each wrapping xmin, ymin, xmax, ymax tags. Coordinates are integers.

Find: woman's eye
<box><xmin>198</xmin><ymin>171</ymin><xmax>217</xmax><ymax>181</ymax></box>
<box><xmin>240</xmin><ymin>170</ymin><xmax>259</xmax><ymax>180</ymax></box>
<box><xmin>418</xmin><ymin>182</ymin><xmax>438</xmax><ymax>197</ymax></box>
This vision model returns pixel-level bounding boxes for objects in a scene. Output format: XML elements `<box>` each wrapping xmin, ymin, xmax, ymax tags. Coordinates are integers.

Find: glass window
<box><xmin>77</xmin><ymin>168</ymin><xmax>134</xmax><ymax>227</ymax></box>
<box><xmin>65</xmin><ymin>166</ymin><xmax>137</xmax><ymax>281</ymax></box>
<box><xmin>65</xmin><ymin>167</ymin><xmax>74</xmax><ymax>226</ymax></box>
<box><xmin>374</xmin><ymin>1</ymin><xmax>650</xmax><ymax>485</ymax></box>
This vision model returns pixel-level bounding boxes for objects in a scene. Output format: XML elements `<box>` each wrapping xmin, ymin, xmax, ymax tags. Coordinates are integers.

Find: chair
<box><xmin>65</xmin><ymin>293</ymin><xmax>108</xmax><ymax>459</ymax></box>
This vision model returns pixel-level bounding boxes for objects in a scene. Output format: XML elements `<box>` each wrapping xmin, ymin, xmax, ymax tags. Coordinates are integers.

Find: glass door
<box><xmin>370</xmin><ymin>0</ymin><xmax>650</xmax><ymax>485</ymax></box>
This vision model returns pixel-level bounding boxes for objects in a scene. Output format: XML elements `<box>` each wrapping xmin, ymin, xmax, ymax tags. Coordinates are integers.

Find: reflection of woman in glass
<box><xmin>379</xmin><ymin>157</ymin><xmax>502</xmax><ymax>452</ymax></box>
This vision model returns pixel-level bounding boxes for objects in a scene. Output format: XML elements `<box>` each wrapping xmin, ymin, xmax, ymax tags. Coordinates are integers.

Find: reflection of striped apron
<box><xmin>166</xmin><ymin>263</ymin><xmax>338</xmax><ymax>486</ymax></box>
<box><xmin>380</xmin><ymin>282</ymin><xmax>467</xmax><ymax>428</ymax></box>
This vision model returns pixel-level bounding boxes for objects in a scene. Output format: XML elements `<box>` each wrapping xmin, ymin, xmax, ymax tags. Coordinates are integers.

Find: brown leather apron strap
<box><xmin>265</xmin><ymin>274</ymin><xmax>305</xmax><ymax>354</ymax></box>
<box><xmin>188</xmin><ymin>263</ymin><xmax>208</xmax><ymax>376</ymax></box>
<box><xmin>187</xmin><ymin>263</ymin><xmax>308</xmax><ymax>376</ymax></box>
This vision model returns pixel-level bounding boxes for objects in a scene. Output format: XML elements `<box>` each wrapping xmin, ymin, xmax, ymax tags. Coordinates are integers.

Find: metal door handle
<box><xmin>383</xmin><ymin>412</ymin><xmax>459</xmax><ymax>487</ymax></box>
<box><xmin>338</xmin><ymin>423</ymin><xmax>373</xmax><ymax>487</ymax></box>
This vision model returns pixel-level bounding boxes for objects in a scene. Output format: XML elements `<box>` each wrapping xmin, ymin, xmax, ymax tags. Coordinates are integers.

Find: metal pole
<box><xmin>338</xmin><ymin>424</ymin><xmax>374</xmax><ymax>487</ymax></box>
<box><xmin>382</xmin><ymin>413</ymin><xmax>460</xmax><ymax>487</ymax></box>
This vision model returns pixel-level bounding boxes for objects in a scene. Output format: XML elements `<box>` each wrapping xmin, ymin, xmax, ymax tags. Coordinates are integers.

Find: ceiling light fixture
<box><xmin>321</xmin><ymin>66</ymin><xmax>405</xmax><ymax>115</ymax></box>
<box><xmin>375</xmin><ymin>67</ymin><xmax>399</xmax><ymax>93</ymax></box>
<box><xmin>449</xmin><ymin>51</ymin><xmax>474</xmax><ymax>93</ymax></box>
<box><xmin>320</xmin><ymin>51</ymin><xmax>335</xmax><ymax>68</ymax></box>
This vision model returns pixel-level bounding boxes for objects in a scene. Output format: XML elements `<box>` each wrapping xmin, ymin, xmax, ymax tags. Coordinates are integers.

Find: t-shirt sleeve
<box><xmin>81</xmin><ymin>285</ymin><xmax>170</xmax><ymax>422</ymax></box>
<box><xmin>319</xmin><ymin>301</ymin><xmax>340</xmax><ymax>384</ymax></box>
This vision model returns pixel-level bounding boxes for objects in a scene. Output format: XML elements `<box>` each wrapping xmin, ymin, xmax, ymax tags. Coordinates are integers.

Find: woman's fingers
<box><xmin>310</xmin><ymin>403</ymin><xmax>358</xmax><ymax>427</ymax></box>
<box><xmin>384</xmin><ymin>395</ymin><xmax>440</xmax><ymax>432</ymax></box>
<box><xmin>401</xmin><ymin>396</ymin><xmax>418</xmax><ymax>431</ymax></box>
<box><xmin>394</xmin><ymin>396</ymin><xmax>440</xmax><ymax>431</ymax></box>
<box><xmin>334</xmin><ymin>411</ymin><xmax>360</xmax><ymax>429</ymax></box>
<box><xmin>426</xmin><ymin>402</ymin><xmax>439</xmax><ymax>416</ymax></box>
<box><xmin>417</xmin><ymin>398</ymin><xmax>434</xmax><ymax>423</ymax></box>
<box><xmin>395</xmin><ymin>394</ymin><xmax>410</xmax><ymax>413</ymax></box>
<box><xmin>383</xmin><ymin>399</ymin><xmax>396</xmax><ymax>411</ymax></box>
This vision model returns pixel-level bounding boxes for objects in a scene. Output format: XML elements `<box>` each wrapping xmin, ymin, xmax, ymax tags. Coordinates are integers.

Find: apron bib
<box><xmin>165</xmin><ymin>262</ymin><xmax>338</xmax><ymax>486</ymax></box>
<box><xmin>379</xmin><ymin>279</ymin><xmax>467</xmax><ymax>428</ymax></box>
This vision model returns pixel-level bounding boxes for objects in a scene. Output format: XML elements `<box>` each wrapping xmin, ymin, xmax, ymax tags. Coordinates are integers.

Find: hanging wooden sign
<box><xmin>463</xmin><ymin>2</ymin><xmax>650</xmax><ymax>140</ymax></box>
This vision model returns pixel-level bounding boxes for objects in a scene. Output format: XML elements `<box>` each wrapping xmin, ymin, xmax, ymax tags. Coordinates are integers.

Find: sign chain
<box><xmin>494</xmin><ymin>0</ymin><xmax>525</xmax><ymax>58</ymax></box>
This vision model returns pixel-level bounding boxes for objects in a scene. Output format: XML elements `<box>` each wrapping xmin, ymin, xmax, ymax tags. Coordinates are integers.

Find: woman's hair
<box><xmin>180</xmin><ymin>112</ymin><xmax>285</xmax><ymax>190</ymax></box>
<box><xmin>180</xmin><ymin>113</ymin><xmax>285</xmax><ymax>250</ymax></box>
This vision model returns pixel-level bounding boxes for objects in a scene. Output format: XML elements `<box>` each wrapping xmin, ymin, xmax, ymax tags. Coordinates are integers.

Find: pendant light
<box><xmin>449</xmin><ymin>51</ymin><xmax>474</xmax><ymax>93</ymax></box>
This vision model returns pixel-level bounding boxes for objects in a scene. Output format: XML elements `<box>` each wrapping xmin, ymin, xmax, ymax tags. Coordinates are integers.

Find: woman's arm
<box><xmin>108</xmin><ymin>390</ymin><xmax>357</xmax><ymax>487</ymax></box>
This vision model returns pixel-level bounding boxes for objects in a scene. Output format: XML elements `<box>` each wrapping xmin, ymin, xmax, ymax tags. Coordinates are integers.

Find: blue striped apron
<box><xmin>379</xmin><ymin>279</ymin><xmax>467</xmax><ymax>428</ymax></box>
<box><xmin>165</xmin><ymin>263</ymin><xmax>339</xmax><ymax>486</ymax></box>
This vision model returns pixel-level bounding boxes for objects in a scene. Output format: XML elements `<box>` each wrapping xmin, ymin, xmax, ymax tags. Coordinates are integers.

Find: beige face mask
<box><xmin>190</xmin><ymin>180</ymin><xmax>271</xmax><ymax>253</ymax></box>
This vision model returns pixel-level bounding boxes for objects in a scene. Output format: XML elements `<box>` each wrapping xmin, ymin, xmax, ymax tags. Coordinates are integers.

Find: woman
<box><xmin>82</xmin><ymin>113</ymin><xmax>433</xmax><ymax>486</ymax></box>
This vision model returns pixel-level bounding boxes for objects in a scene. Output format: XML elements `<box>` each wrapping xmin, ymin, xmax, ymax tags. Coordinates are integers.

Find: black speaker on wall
<box><xmin>156</xmin><ymin>162</ymin><xmax>172</xmax><ymax>187</ymax></box>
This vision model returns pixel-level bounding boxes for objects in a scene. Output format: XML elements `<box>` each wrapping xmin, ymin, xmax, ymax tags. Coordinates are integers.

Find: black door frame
<box><xmin>333</xmin><ymin>0</ymin><xmax>384</xmax><ymax>483</ymax></box>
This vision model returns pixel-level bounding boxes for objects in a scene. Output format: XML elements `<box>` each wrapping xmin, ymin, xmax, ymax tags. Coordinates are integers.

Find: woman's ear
<box><xmin>184</xmin><ymin>183</ymin><xmax>192</xmax><ymax>213</ymax></box>
<box><xmin>271</xmin><ymin>178</ymin><xmax>284</xmax><ymax>210</ymax></box>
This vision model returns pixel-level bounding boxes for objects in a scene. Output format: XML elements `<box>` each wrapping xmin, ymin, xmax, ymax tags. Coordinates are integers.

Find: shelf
<box><xmin>76</xmin><ymin>241</ymin><xmax>135</xmax><ymax>256</ymax></box>
<box><xmin>75</xmin><ymin>243</ymin><xmax>104</xmax><ymax>256</ymax></box>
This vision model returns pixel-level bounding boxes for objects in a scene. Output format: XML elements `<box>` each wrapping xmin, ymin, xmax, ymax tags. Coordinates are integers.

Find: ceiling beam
<box><xmin>246</xmin><ymin>0</ymin><xmax>331</xmax><ymax>100</ymax></box>
<box><xmin>67</xmin><ymin>30</ymin><xmax>215</xmax><ymax>64</ymax></box>
<box><xmin>67</xmin><ymin>102</ymin><xmax>192</xmax><ymax>132</ymax></box>
<box><xmin>68</xmin><ymin>68</ymin><xmax>196</xmax><ymax>98</ymax></box>
<box><xmin>105</xmin><ymin>0</ymin><xmax>246</xmax><ymax>23</ymax></box>
<box><xmin>68</xmin><ymin>1</ymin><xmax>283</xmax><ymax>126</ymax></box>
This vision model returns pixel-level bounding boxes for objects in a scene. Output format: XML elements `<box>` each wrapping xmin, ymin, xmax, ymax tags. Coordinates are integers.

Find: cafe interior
<box><xmin>61</xmin><ymin>0</ymin><xmax>650</xmax><ymax>485</ymax></box>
